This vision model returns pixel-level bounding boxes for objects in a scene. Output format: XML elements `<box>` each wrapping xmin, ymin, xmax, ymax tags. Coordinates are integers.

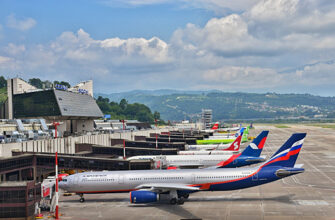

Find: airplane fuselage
<box><xmin>178</xmin><ymin>150</ymin><xmax>240</xmax><ymax>155</ymax></box>
<box><xmin>186</xmin><ymin>143</ymin><xmax>232</xmax><ymax>151</ymax></box>
<box><xmin>60</xmin><ymin>166</ymin><xmax>283</xmax><ymax>194</ymax></box>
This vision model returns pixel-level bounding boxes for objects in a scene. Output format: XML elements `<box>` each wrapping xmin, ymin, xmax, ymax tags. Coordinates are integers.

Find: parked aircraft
<box><xmin>59</xmin><ymin>133</ymin><xmax>306</xmax><ymax>205</ymax></box>
<box><xmin>201</xmin><ymin>122</ymin><xmax>220</xmax><ymax>133</ymax></box>
<box><xmin>186</xmin><ymin>130</ymin><xmax>244</xmax><ymax>152</ymax></box>
<box><xmin>197</xmin><ymin>127</ymin><xmax>249</xmax><ymax>145</ymax></box>
<box><xmin>124</xmin><ymin>130</ymin><xmax>267</xmax><ymax>169</ymax></box>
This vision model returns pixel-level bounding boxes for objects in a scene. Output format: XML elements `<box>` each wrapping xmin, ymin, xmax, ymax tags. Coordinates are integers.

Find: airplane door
<box><xmin>192</xmin><ymin>174</ymin><xmax>196</xmax><ymax>184</ymax></box>
<box><xmin>73</xmin><ymin>175</ymin><xmax>80</xmax><ymax>187</ymax></box>
<box><xmin>252</xmin><ymin>173</ymin><xmax>258</xmax><ymax>181</ymax></box>
<box><xmin>118</xmin><ymin>175</ymin><xmax>124</xmax><ymax>184</ymax></box>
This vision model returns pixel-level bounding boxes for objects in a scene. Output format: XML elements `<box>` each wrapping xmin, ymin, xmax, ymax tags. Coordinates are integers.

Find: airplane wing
<box><xmin>135</xmin><ymin>183</ymin><xmax>200</xmax><ymax>193</ymax></box>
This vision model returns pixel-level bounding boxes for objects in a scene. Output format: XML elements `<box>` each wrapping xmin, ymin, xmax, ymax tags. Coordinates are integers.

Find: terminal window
<box><xmin>13</xmin><ymin>90</ymin><xmax>61</xmax><ymax>117</ymax></box>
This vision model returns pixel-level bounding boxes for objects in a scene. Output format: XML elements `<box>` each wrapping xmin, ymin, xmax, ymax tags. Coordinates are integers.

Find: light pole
<box><xmin>155</xmin><ymin>119</ymin><xmax>158</xmax><ymax>149</ymax></box>
<box><xmin>121</xmin><ymin>120</ymin><xmax>126</xmax><ymax>159</ymax></box>
<box><xmin>53</xmin><ymin>121</ymin><xmax>60</xmax><ymax>220</ymax></box>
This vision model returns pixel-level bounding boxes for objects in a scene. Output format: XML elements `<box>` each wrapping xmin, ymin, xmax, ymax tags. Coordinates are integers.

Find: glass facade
<box><xmin>13</xmin><ymin>90</ymin><xmax>61</xmax><ymax>118</ymax></box>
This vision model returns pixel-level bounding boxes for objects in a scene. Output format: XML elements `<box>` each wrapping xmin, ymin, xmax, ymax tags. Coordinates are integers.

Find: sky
<box><xmin>0</xmin><ymin>0</ymin><xmax>335</xmax><ymax>96</ymax></box>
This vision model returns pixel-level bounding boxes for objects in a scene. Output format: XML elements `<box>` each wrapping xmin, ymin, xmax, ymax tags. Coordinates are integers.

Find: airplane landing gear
<box><xmin>177</xmin><ymin>197</ymin><xmax>185</xmax><ymax>205</ymax></box>
<box><xmin>170</xmin><ymin>198</ymin><xmax>177</xmax><ymax>205</ymax></box>
<box><xmin>169</xmin><ymin>190</ymin><xmax>185</xmax><ymax>205</ymax></box>
<box><xmin>179</xmin><ymin>194</ymin><xmax>189</xmax><ymax>199</ymax></box>
<box><xmin>169</xmin><ymin>198</ymin><xmax>184</xmax><ymax>205</ymax></box>
<box><xmin>79</xmin><ymin>193</ymin><xmax>85</xmax><ymax>203</ymax></box>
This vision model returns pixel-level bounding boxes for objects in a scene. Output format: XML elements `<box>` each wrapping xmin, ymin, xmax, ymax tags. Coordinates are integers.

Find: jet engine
<box><xmin>130</xmin><ymin>191</ymin><xmax>158</xmax><ymax>203</ymax></box>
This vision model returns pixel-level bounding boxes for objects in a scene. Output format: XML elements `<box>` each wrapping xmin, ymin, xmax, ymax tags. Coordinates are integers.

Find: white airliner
<box><xmin>178</xmin><ymin>131</ymin><xmax>243</xmax><ymax>155</ymax></box>
<box><xmin>59</xmin><ymin>133</ymin><xmax>306</xmax><ymax>205</ymax></box>
<box><xmin>127</xmin><ymin>131</ymin><xmax>268</xmax><ymax>169</ymax></box>
<box><xmin>186</xmin><ymin>130</ymin><xmax>244</xmax><ymax>152</ymax></box>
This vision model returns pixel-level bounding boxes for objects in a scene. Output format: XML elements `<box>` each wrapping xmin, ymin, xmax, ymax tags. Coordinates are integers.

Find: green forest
<box><xmin>96</xmin><ymin>96</ymin><xmax>162</xmax><ymax>123</ymax></box>
<box><xmin>98</xmin><ymin>90</ymin><xmax>335</xmax><ymax>121</ymax></box>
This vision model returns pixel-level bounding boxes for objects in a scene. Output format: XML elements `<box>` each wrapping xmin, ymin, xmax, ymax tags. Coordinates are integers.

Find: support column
<box><xmin>32</xmin><ymin>155</ymin><xmax>37</xmax><ymax>181</ymax></box>
<box><xmin>19</xmin><ymin>169</ymin><xmax>22</xmax><ymax>181</ymax></box>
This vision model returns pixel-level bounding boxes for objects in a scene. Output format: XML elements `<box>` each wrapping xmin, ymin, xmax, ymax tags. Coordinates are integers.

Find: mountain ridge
<box><xmin>95</xmin><ymin>90</ymin><xmax>335</xmax><ymax>121</ymax></box>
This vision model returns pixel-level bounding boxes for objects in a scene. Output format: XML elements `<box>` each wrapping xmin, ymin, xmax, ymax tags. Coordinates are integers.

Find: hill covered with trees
<box><xmin>97</xmin><ymin>90</ymin><xmax>335</xmax><ymax>121</ymax></box>
<box><xmin>96</xmin><ymin>96</ymin><xmax>162</xmax><ymax>123</ymax></box>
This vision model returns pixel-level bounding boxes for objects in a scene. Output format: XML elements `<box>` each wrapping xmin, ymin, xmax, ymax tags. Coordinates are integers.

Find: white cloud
<box><xmin>0</xmin><ymin>29</ymin><xmax>172</xmax><ymax>85</ymax></box>
<box><xmin>5</xmin><ymin>43</ymin><xmax>26</xmax><ymax>56</ymax></box>
<box><xmin>6</xmin><ymin>14</ymin><xmax>36</xmax><ymax>31</ymax></box>
<box><xmin>101</xmin><ymin>0</ymin><xmax>261</xmax><ymax>14</ymax></box>
<box><xmin>292</xmin><ymin>61</ymin><xmax>335</xmax><ymax>86</ymax></box>
<box><xmin>0</xmin><ymin>56</ymin><xmax>12</xmax><ymax>64</ymax></box>
<box><xmin>171</xmin><ymin>0</ymin><xmax>335</xmax><ymax>58</ymax></box>
<box><xmin>1</xmin><ymin>0</ymin><xmax>335</xmax><ymax>95</ymax></box>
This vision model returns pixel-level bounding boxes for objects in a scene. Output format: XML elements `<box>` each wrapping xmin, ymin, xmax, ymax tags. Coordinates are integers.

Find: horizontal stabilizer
<box><xmin>294</xmin><ymin>164</ymin><xmax>304</xmax><ymax>168</ymax></box>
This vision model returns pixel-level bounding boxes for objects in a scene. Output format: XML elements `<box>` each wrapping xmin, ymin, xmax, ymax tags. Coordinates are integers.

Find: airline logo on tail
<box><xmin>211</xmin><ymin>122</ymin><xmax>219</xmax><ymax>130</ymax></box>
<box><xmin>261</xmin><ymin>133</ymin><xmax>306</xmax><ymax>168</ymax></box>
<box><xmin>240</xmin><ymin>130</ymin><xmax>269</xmax><ymax>157</ymax></box>
<box><xmin>263</xmin><ymin>139</ymin><xmax>304</xmax><ymax>167</ymax></box>
<box><xmin>249</xmin><ymin>136</ymin><xmax>266</xmax><ymax>150</ymax></box>
<box><xmin>215</xmin><ymin>131</ymin><xmax>268</xmax><ymax>167</ymax></box>
<box><xmin>224</xmin><ymin>131</ymin><xmax>243</xmax><ymax>151</ymax></box>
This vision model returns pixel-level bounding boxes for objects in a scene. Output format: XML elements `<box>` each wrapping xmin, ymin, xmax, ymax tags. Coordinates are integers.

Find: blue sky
<box><xmin>0</xmin><ymin>0</ymin><xmax>335</xmax><ymax>96</ymax></box>
<box><xmin>0</xmin><ymin>0</ymin><xmax>214</xmax><ymax>43</ymax></box>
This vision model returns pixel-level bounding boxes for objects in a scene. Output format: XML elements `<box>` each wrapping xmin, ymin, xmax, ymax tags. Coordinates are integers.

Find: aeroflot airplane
<box><xmin>127</xmin><ymin>131</ymin><xmax>268</xmax><ymax>169</ymax></box>
<box><xmin>59</xmin><ymin>133</ymin><xmax>306</xmax><ymax>205</ymax></box>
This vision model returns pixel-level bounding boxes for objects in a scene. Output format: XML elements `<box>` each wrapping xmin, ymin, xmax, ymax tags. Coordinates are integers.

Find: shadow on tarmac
<box><xmin>62</xmin><ymin>198</ymin><xmax>128</xmax><ymax>203</ymax></box>
<box><xmin>187</xmin><ymin>194</ymin><xmax>296</xmax><ymax>204</ymax></box>
<box><xmin>62</xmin><ymin>194</ymin><xmax>295</xmax><ymax>205</ymax></box>
<box><xmin>131</xmin><ymin>203</ymin><xmax>201</xmax><ymax>219</ymax></box>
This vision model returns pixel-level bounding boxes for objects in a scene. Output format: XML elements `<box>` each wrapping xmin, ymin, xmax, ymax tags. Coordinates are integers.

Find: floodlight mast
<box><xmin>53</xmin><ymin>121</ymin><xmax>60</xmax><ymax>220</ymax></box>
<box><xmin>122</xmin><ymin>120</ymin><xmax>126</xmax><ymax>159</ymax></box>
<box><xmin>155</xmin><ymin>119</ymin><xmax>158</xmax><ymax>149</ymax></box>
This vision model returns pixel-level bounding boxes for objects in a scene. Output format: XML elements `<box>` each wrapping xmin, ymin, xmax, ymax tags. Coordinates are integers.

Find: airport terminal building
<box><xmin>1</xmin><ymin>78</ymin><xmax>103</xmax><ymax>136</ymax></box>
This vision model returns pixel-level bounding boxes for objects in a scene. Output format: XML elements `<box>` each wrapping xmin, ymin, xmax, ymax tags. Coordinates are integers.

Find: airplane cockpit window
<box><xmin>62</xmin><ymin>179</ymin><xmax>68</xmax><ymax>182</ymax></box>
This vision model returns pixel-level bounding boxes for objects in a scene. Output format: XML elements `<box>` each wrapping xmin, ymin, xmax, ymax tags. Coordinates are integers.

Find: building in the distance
<box><xmin>201</xmin><ymin>109</ymin><xmax>212</xmax><ymax>129</ymax></box>
<box><xmin>1</xmin><ymin>78</ymin><xmax>103</xmax><ymax>136</ymax></box>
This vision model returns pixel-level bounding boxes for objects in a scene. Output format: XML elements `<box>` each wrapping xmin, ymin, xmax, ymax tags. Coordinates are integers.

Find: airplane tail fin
<box><xmin>261</xmin><ymin>133</ymin><xmax>306</xmax><ymax>168</ymax></box>
<box><xmin>211</xmin><ymin>122</ymin><xmax>219</xmax><ymax>130</ymax></box>
<box><xmin>224</xmin><ymin>131</ymin><xmax>243</xmax><ymax>151</ymax></box>
<box><xmin>234</xmin><ymin>127</ymin><xmax>245</xmax><ymax>137</ymax></box>
<box><xmin>245</xmin><ymin>126</ymin><xmax>249</xmax><ymax>135</ymax></box>
<box><xmin>240</xmin><ymin>131</ymin><xmax>269</xmax><ymax>157</ymax></box>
